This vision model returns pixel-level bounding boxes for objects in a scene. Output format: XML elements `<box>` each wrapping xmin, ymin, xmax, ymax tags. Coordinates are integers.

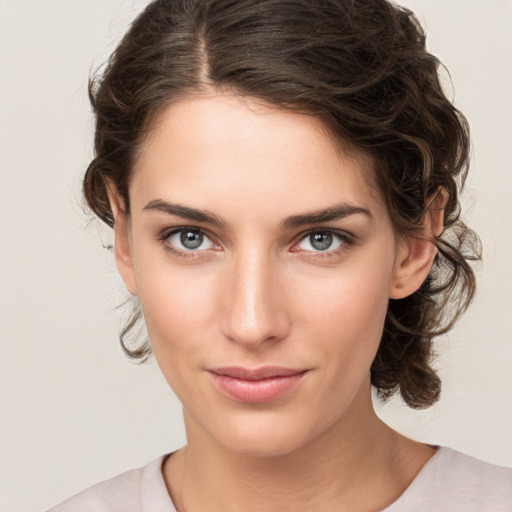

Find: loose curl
<box><xmin>84</xmin><ymin>0</ymin><xmax>481</xmax><ymax>408</ymax></box>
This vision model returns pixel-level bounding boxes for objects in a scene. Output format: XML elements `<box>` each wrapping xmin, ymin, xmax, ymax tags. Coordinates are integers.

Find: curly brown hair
<box><xmin>84</xmin><ymin>0</ymin><xmax>481</xmax><ymax>408</ymax></box>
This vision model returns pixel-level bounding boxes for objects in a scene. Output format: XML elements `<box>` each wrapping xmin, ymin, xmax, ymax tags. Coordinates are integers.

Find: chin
<box><xmin>207</xmin><ymin>410</ymin><xmax>321</xmax><ymax>459</ymax></box>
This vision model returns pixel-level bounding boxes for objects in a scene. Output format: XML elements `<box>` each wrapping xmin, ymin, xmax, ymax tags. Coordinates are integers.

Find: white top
<box><xmin>48</xmin><ymin>447</ymin><xmax>512</xmax><ymax>511</ymax></box>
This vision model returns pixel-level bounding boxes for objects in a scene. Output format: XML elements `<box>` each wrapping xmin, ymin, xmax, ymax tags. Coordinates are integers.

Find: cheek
<box><xmin>298</xmin><ymin>252</ymin><xmax>393</xmax><ymax>326</ymax></box>
<box><xmin>135</xmin><ymin>264</ymin><xmax>221</xmax><ymax>408</ymax></box>
<box><xmin>134</xmin><ymin>255</ymin><xmax>220</xmax><ymax>360</ymax></box>
<box><xmin>294</xmin><ymin>254</ymin><xmax>394</xmax><ymax>372</ymax></box>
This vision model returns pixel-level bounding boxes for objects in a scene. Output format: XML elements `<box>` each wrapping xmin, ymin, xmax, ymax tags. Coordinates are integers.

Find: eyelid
<box><xmin>290</xmin><ymin>228</ymin><xmax>355</xmax><ymax>255</ymax></box>
<box><xmin>156</xmin><ymin>225</ymin><xmax>356</xmax><ymax>259</ymax></box>
<box><xmin>157</xmin><ymin>226</ymin><xmax>222</xmax><ymax>256</ymax></box>
<box><xmin>159</xmin><ymin>225</ymin><xmax>212</xmax><ymax>240</ymax></box>
<box><xmin>295</xmin><ymin>228</ymin><xmax>354</xmax><ymax>244</ymax></box>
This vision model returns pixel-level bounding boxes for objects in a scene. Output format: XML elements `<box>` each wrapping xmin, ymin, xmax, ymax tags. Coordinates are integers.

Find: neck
<box><xmin>164</xmin><ymin>387</ymin><xmax>434</xmax><ymax>512</ymax></box>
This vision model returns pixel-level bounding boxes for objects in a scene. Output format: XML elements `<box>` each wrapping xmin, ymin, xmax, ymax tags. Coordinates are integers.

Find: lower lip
<box><xmin>209</xmin><ymin>372</ymin><xmax>307</xmax><ymax>404</ymax></box>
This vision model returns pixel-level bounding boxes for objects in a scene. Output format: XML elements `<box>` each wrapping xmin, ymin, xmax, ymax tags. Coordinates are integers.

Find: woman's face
<box><xmin>115</xmin><ymin>93</ymin><xmax>407</xmax><ymax>456</ymax></box>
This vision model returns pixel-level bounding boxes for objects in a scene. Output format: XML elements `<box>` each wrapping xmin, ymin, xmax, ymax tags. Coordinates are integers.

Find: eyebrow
<box><xmin>280</xmin><ymin>203</ymin><xmax>373</xmax><ymax>229</ymax></box>
<box><xmin>143</xmin><ymin>199</ymin><xmax>226</xmax><ymax>227</ymax></box>
<box><xmin>143</xmin><ymin>199</ymin><xmax>372</xmax><ymax>230</ymax></box>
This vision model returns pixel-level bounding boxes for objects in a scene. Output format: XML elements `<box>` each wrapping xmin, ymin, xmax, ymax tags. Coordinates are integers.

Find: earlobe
<box><xmin>105</xmin><ymin>182</ymin><xmax>138</xmax><ymax>296</ymax></box>
<box><xmin>390</xmin><ymin>188</ymin><xmax>447</xmax><ymax>300</ymax></box>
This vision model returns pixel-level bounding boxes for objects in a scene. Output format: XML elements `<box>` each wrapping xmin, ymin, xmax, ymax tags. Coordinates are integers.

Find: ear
<box><xmin>106</xmin><ymin>182</ymin><xmax>138</xmax><ymax>296</ymax></box>
<box><xmin>389</xmin><ymin>188</ymin><xmax>447</xmax><ymax>299</ymax></box>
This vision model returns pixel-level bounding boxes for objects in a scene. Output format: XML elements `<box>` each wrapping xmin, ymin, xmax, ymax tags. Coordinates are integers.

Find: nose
<box><xmin>220</xmin><ymin>248</ymin><xmax>291</xmax><ymax>349</ymax></box>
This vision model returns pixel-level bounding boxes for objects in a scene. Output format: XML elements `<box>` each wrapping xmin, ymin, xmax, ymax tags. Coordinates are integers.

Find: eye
<box><xmin>165</xmin><ymin>228</ymin><xmax>217</xmax><ymax>252</ymax></box>
<box><xmin>295</xmin><ymin>231</ymin><xmax>346</xmax><ymax>253</ymax></box>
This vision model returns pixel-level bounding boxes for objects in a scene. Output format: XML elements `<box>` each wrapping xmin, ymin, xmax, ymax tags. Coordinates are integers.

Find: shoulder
<box><xmin>47</xmin><ymin>454</ymin><xmax>174</xmax><ymax>512</ymax></box>
<box><xmin>438</xmin><ymin>448</ymin><xmax>512</xmax><ymax>495</ymax></box>
<box><xmin>387</xmin><ymin>447</ymin><xmax>512</xmax><ymax>511</ymax></box>
<box><xmin>47</xmin><ymin>467</ymin><xmax>143</xmax><ymax>512</ymax></box>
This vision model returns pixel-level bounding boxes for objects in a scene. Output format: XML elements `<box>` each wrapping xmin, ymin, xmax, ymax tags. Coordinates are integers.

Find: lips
<box><xmin>208</xmin><ymin>366</ymin><xmax>308</xmax><ymax>404</ymax></box>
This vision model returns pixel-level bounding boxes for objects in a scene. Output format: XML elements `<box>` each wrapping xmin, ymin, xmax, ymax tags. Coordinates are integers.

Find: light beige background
<box><xmin>0</xmin><ymin>1</ymin><xmax>511</xmax><ymax>510</ymax></box>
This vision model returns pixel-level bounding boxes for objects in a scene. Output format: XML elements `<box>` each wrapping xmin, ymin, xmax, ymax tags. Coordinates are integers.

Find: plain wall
<box><xmin>0</xmin><ymin>1</ymin><xmax>511</xmax><ymax>510</ymax></box>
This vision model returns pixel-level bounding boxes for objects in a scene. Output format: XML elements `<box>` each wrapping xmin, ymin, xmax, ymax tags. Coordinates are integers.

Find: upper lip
<box><xmin>208</xmin><ymin>366</ymin><xmax>307</xmax><ymax>381</ymax></box>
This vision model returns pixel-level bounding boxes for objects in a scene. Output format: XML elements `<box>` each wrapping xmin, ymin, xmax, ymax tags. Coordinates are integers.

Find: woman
<box><xmin>49</xmin><ymin>0</ymin><xmax>512</xmax><ymax>510</ymax></box>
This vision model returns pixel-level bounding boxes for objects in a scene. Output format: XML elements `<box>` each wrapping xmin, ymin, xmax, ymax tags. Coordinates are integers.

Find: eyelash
<box><xmin>291</xmin><ymin>229</ymin><xmax>354</xmax><ymax>259</ymax></box>
<box><xmin>157</xmin><ymin>227</ymin><xmax>355</xmax><ymax>260</ymax></box>
<box><xmin>157</xmin><ymin>226</ymin><xmax>220</xmax><ymax>260</ymax></box>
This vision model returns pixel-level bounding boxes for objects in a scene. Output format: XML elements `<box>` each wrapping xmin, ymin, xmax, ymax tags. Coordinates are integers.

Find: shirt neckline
<box><xmin>141</xmin><ymin>446</ymin><xmax>447</xmax><ymax>512</ymax></box>
<box><xmin>381</xmin><ymin>445</ymin><xmax>445</xmax><ymax>511</ymax></box>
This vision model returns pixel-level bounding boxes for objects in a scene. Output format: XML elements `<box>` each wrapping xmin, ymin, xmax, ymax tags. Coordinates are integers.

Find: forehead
<box><xmin>131</xmin><ymin>93</ymin><xmax>385</xmax><ymax>222</ymax></box>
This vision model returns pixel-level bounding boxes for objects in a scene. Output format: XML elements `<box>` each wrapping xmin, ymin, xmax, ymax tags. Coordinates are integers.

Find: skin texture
<box><xmin>109</xmin><ymin>93</ymin><xmax>442</xmax><ymax>511</ymax></box>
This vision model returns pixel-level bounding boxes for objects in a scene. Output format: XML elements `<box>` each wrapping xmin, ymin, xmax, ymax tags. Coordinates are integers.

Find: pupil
<box><xmin>180</xmin><ymin>230</ymin><xmax>203</xmax><ymax>249</ymax></box>
<box><xmin>311</xmin><ymin>232</ymin><xmax>332</xmax><ymax>251</ymax></box>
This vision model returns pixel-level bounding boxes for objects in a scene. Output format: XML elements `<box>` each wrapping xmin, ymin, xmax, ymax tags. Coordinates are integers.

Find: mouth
<box><xmin>207</xmin><ymin>366</ymin><xmax>309</xmax><ymax>404</ymax></box>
